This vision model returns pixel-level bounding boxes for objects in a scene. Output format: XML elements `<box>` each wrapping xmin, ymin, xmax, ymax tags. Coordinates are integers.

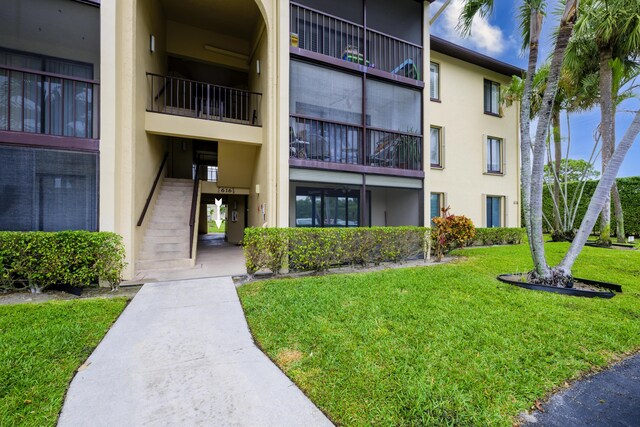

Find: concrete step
<box><xmin>141</xmin><ymin>242</ymin><xmax>189</xmax><ymax>253</ymax></box>
<box><xmin>136</xmin><ymin>258</ymin><xmax>193</xmax><ymax>271</ymax></box>
<box><xmin>144</xmin><ymin>228</ymin><xmax>188</xmax><ymax>238</ymax></box>
<box><xmin>160</xmin><ymin>181</ymin><xmax>192</xmax><ymax>186</ymax></box>
<box><xmin>139</xmin><ymin>251</ymin><xmax>189</xmax><ymax>262</ymax></box>
<box><xmin>153</xmin><ymin>206</ymin><xmax>191</xmax><ymax>215</ymax></box>
<box><xmin>142</xmin><ymin>235</ymin><xmax>189</xmax><ymax>245</ymax></box>
<box><xmin>148</xmin><ymin>213</ymin><xmax>190</xmax><ymax>222</ymax></box>
<box><xmin>146</xmin><ymin>221</ymin><xmax>190</xmax><ymax>230</ymax></box>
<box><xmin>157</xmin><ymin>192</ymin><xmax>192</xmax><ymax>199</ymax></box>
<box><xmin>164</xmin><ymin>178</ymin><xmax>192</xmax><ymax>183</ymax></box>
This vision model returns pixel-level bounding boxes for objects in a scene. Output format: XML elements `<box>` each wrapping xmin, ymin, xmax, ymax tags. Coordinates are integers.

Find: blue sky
<box><xmin>430</xmin><ymin>0</ymin><xmax>640</xmax><ymax>178</ymax></box>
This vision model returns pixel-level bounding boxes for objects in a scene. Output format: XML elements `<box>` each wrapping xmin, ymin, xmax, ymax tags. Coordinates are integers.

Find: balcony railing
<box><xmin>290</xmin><ymin>116</ymin><xmax>362</xmax><ymax>165</ymax></box>
<box><xmin>147</xmin><ymin>73</ymin><xmax>262</xmax><ymax>127</ymax></box>
<box><xmin>0</xmin><ymin>65</ymin><xmax>99</xmax><ymax>139</ymax></box>
<box><xmin>290</xmin><ymin>115</ymin><xmax>422</xmax><ymax>171</ymax></box>
<box><xmin>290</xmin><ymin>2</ymin><xmax>423</xmax><ymax>81</ymax></box>
<box><xmin>367</xmin><ymin>128</ymin><xmax>422</xmax><ymax>171</ymax></box>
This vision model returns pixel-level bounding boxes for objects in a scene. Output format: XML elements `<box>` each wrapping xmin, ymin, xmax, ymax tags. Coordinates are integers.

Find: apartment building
<box><xmin>0</xmin><ymin>0</ymin><xmax>521</xmax><ymax>280</ymax></box>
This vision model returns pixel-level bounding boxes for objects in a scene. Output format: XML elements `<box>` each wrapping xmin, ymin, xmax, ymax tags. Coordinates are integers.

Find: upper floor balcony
<box><xmin>146</xmin><ymin>73</ymin><xmax>262</xmax><ymax>127</ymax></box>
<box><xmin>0</xmin><ymin>65</ymin><xmax>99</xmax><ymax>146</ymax></box>
<box><xmin>290</xmin><ymin>115</ymin><xmax>422</xmax><ymax>174</ymax></box>
<box><xmin>290</xmin><ymin>1</ymin><xmax>423</xmax><ymax>84</ymax></box>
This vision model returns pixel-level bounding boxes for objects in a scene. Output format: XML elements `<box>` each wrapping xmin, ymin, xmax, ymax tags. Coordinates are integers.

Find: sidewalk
<box><xmin>58</xmin><ymin>277</ymin><xmax>332</xmax><ymax>427</ymax></box>
<box><xmin>522</xmin><ymin>353</ymin><xmax>640</xmax><ymax>426</ymax></box>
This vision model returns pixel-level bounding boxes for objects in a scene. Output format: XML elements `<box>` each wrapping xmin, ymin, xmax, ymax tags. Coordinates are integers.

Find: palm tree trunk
<box><xmin>598</xmin><ymin>46</ymin><xmax>614</xmax><ymax>244</ymax></box>
<box><xmin>612</xmin><ymin>180</ymin><xmax>625</xmax><ymax>242</ymax></box>
<box><xmin>529</xmin><ymin>1</ymin><xmax>577</xmax><ymax>281</ymax></box>
<box><xmin>559</xmin><ymin>110</ymin><xmax>640</xmax><ymax>274</ymax></box>
<box><xmin>520</xmin><ymin>8</ymin><xmax>543</xmax><ymax>257</ymax></box>
<box><xmin>552</xmin><ymin>112</ymin><xmax>562</xmax><ymax>232</ymax></box>
<box><xmin>610</xmin><ymin>112</ymin><xmax>626</xmax><ymax>242</ymax></box>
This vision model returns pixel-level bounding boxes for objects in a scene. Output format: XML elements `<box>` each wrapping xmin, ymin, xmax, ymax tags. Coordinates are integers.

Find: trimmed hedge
<box><xmin>0</xmin><ymin>231</ymin><xmax>126</xmax><ymax>293</ymax></box>
<box><xmin>243</xmin><ymin>226</ymin><xmax>525</xmax><ymax>275</ymax></box>
<box><xmin>244</xmin><ymin>227</ymin><xmax>429</xmax><ymax>275</ymax></box>
<box><xmin>471</xmin><ymin>228</ymin><xmax>526</xmax><ymax>246</ymax></box>
<box><xmin>540</xmin><ymin>176</ymin><xmax>640</xmax><ymax>236</ymax></box>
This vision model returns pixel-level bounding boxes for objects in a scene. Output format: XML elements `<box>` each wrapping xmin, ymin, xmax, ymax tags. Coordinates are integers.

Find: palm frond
<box><xmin>456</xmin><ymin>0</ymin><xmax>494</xmax><ymax>36</ymax></box>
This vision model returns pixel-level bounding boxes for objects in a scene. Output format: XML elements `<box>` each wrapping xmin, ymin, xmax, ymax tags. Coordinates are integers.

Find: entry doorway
<box><xmin>199</xmin><ymin>194</ymin><xmax>248</xmax><ymax>245</ymax></box>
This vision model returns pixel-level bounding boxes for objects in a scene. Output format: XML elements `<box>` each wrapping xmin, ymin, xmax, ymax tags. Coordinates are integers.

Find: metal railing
<box><xmin>290</xmin><ymin>3</ymin><xmax>365</xmax><ymax>66</ymax></box>
<box><xmin>189</xmin><ymin>164</ymin><xmax>201</xmax><ymax>259</ymax></box>
<box><xmin>290</xmin><ymin>116</ymin><xmax>422</xmax><ymax>170</ymax></box>
<box><xmin>137</xmin><ymin>152</ymin><xmax>169</xmax><ymax>227</ymax></box>
<box><xmin>290</xmin><ymin>116</ymin><xmax>362</xmax><ymax>165</ymax></box>
<box><xmin>147</xmin><ymin>73</ymin><xmax>262</xmax><ymax>126</ymax></box>
<box><xmin>289</xmin><ymin>2</ymin><xmax>423</xmax><ymax>81</ymax></box>
<box><xmin>367</xmin><ymin>29</ymin><xmax>422</xmax><ymax>79</ymax></box>
<box><xmin>367</xmin><ymin>129</ymin><xmax>422</xmax><ymax>171</ymax></box>
<box><xmin>0</xmin><ymin>65</ymin><xmax>99</xmax><ymax>138</ymax></box>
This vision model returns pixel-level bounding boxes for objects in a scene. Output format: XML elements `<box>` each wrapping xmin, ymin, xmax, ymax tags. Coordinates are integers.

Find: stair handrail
<box><xmin>137</xmin><ymin>152</ymin><xmax>169</xmax><ymax>227</ymax></box>
<box><xmin>188</xmin><ymin>165</ymin><xmax>201</xmax><ymax>258</ymax></box>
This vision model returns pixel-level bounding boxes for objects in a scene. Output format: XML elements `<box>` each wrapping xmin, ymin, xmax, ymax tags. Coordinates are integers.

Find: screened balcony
<box><xmin>290</xmin><ymin>116</ymin><xmax>422</xmax><ymax>171</ymax></box>
<box><xmin>290</xmin><ymin>1</ymin><xmax>423</xmax><ymax>82</ymax></box>
<box><xmin>289</xmin><ymin>58</ymin><xmax>423</xmax><ymax>173</ymax></box>
<box><xmin>0</xmin><ymin>65</ymin><xmax>99</xmax><ymax>139</ymax></box>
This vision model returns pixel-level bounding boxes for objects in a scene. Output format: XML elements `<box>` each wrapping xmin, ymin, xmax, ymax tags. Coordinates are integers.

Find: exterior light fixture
<box><xmin>150</xmin><ymin>35</ymin><xmax>155</xmax><ymax>53</ymax></box>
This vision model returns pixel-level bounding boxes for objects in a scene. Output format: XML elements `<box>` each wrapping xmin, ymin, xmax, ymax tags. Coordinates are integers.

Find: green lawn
<box><xmin>238</xmin><ymin>243</ymin><xmax>640</xmax><ymax>426</ymax></box>
<box><xmin>0</xmin><ymin>298</ymin><xmax>127</xmax><ymax>426</ymax></box>
<box><xmin>208</xmin><ymin>221</ymin><xmax>226</xmax><ymax>233</ymax></box>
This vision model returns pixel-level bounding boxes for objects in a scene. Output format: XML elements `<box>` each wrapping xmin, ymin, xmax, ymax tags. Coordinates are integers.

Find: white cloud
<box><xmin>431</xmin><ymin>0</ymin><xmax>508</xmax><ymax>56</ymax></box>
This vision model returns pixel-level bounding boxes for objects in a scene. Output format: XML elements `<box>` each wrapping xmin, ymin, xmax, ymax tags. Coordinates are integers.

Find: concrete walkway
<box><xmin>58</xmin><ymin>277</ymin><xmax>333</xmax><ymax>427</ymax></box>
<box><xmin>126</xmin><ymin>234</ymin><xmax>247</xmax><ymax>284</ymax></box>
<box><xmin>522</xmin><ymin>353</ymin><xmax>640</xmax><ymax>426</ymax></box>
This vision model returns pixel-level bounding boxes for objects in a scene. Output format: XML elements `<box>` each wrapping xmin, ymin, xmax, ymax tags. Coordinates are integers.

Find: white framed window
<box><xmin>485</xmin><ymin>136</ymin><xmax>504</xmax><ymax>174</ymax></box>
<box><xmin>430</xmin><ymin>192</ymin><xmax>445</xmax><ymax>226</ymax></box>
<box><xmin>485</xmin><ymin>195</ymin><xmax>504</xmax><ymax>228</ymax></box>
<box><xmin>484</xmin><ymin>79</ymin><xmax>500</xmax><ymax>115</ymax></box>
<box><xmin>430</xmin><ymin>126</ymin><xmax>443</xmax><ymax>168</ymax></box>
<box><xmin>430</xmin><ymin>62</ymin><xmax>440</xmax><ymax>100</ymax></box>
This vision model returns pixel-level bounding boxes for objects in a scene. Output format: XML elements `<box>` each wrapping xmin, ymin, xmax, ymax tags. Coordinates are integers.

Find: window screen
<box><xmin>0</xmin><ymin>146</ymin><xmax>98</xmax><ymax>231</ymax></box>
<box><xmin>366</xmin><ymin>79</ymin><xmax>421</xmax><ymax>133</ymax></box>
<box><xmin>290</xmin><ymin>61</ymin><xmax>362</xmax><ymax>125</ymax></box>
<box><xmin>0</xmin><ymin>48</ymin><xmax>95</xmax><ymax>138</ymax></box>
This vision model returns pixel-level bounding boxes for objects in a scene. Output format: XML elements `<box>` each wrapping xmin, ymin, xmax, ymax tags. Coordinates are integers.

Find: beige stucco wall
<box><xmin>132</xmin><ymin>0</ymin><xmax>170</xmax><ymax>272</ymax></box>
<box><xmin>426</xmin><ymin>51</ymin><xmax>520</xmax><ymax>228</ymax></box>
<box><xmin>100</xmin><ymin>0</ymin><xmax>281</xmax><ymax>278</ymax></box>
<box><xmin>226</xmin><ymin>195</ymin><xmax>247</xmax><ymax>244</ymax></box>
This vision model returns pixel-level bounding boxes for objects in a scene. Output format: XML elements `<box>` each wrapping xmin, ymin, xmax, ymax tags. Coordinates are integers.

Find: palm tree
<box><xmin>568</xmin><ymin>0</ymin><xmax>640</xmax><ymax>244</ymax></box>
<box><xmin>461</xmin><ymin>0</ymin><xmax>552</xmax><ymax>273</ymax></box>
<box><xmin>459</xmin><ymin>0</ymin><xmax>640</xmax><ymax>283</ymax></box>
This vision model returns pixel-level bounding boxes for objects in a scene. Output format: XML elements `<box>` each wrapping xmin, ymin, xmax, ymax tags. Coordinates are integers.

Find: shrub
<box><xmin>243</xmin><ymin>226</ymin><xmax>428</xmax><ymax>274</ymax></box>
<box><xmin>0</xmin><ymin>231</ymin><xmax>126</xmax><ymax>293</ymax></box>
<box><xmin>472</xmin><ymin>228</ymin><xmax>526</xmax><ymax>246</ymax></box>
<box><xmin>243</xmin><ymin>228</ymin><xmax>289</xmax><ymax>276</ymax></box>
<box><xmin>540</xmin><ymin>176</ymin><xmax>640</xmax><ymax>237</ymax></box>
<box><xmin>432</xmin><ymin>208</ymin><xmax>476</xmax><ymax>261</ymax></box>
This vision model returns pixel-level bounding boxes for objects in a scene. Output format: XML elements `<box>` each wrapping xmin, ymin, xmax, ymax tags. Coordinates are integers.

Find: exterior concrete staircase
<box><xmin>136</xmin><ymin>178</ymin><xmax>193</xmax><ymax>272</ymax></box>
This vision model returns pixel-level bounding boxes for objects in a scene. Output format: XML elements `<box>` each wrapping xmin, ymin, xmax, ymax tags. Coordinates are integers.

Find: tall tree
<box><xmin>544</xmin><ymin>159</ymin><xmax>600</xmax><ymax>184</ymax></box>
<box><xmin>459</xmin><ymin>0</ymin><xmax>640</xmax><ymax>284</ymax></box>
<box><xmin>569</xmin><ymin>0</ymin><xmax>640</xmax><ymax>244</ymax></box>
